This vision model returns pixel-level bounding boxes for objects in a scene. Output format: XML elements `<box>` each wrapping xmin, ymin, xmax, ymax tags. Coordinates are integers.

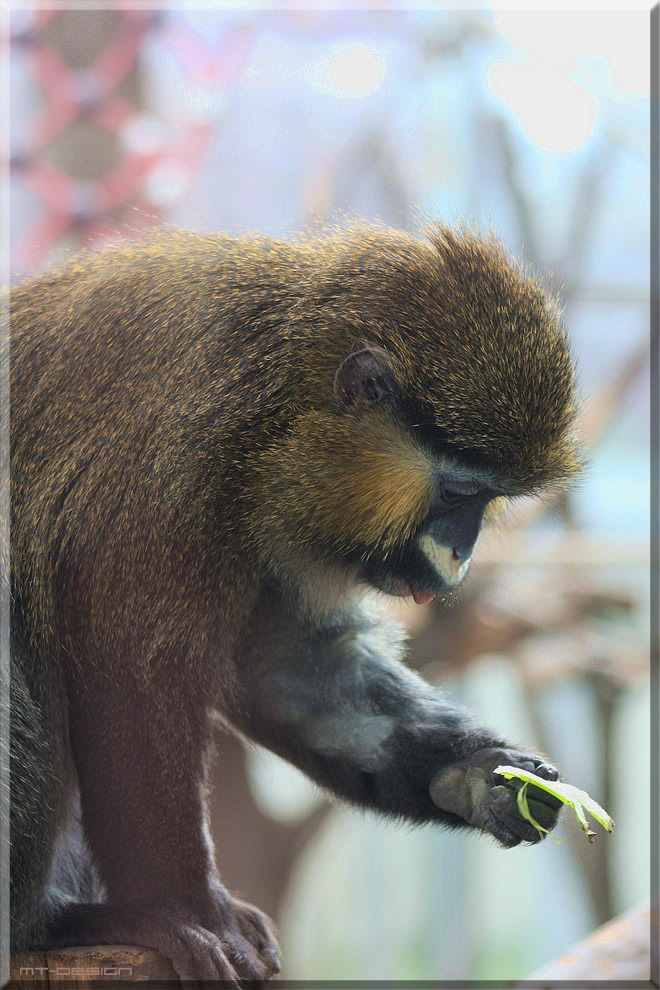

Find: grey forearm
<box><xmin>232</xmin><ymin>598</ymin><xmax>504</xmax><ymax>823</ymax></box>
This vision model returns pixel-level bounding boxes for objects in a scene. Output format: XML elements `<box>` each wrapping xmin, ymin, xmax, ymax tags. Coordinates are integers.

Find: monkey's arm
<box><xmin>233</xmin><ymin>598</ymin><xmax>560</xmax><ymax>846</ymax></box>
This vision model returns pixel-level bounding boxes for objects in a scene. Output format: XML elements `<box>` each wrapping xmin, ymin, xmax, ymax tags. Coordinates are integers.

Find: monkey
<box><xmin>4</xmin><ymin>221</ymin><xmax>582</xmax><ymax>984</ymax></box>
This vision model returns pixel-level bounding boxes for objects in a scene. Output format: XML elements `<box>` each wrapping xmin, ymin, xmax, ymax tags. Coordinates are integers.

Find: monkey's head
<box><xmin>249</xmin><ymin>224</ymin><xmax>582</xmax><ymax>610</ymax></box>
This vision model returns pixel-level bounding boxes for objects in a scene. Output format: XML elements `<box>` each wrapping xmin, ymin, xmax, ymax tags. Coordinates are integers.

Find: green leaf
<box><xmin>494</xmin><ymin>765</ymin><xmax>614</xmax><ymax>843</ymax></box>
<box><xmin>517</xmin><ymin>781</ymin><xmax>550</xmax><ymax>835</ymax></box>
<box><xmin>516</xmin><ymin>782</ymin><xmax>565</xmax><ymax>843</ymax></box>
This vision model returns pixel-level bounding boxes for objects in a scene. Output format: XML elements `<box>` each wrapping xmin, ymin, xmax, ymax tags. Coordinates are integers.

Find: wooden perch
<box><xmin>8</xmin><ymin>946</ymin><xmax>179</xmax><ymax>988</ymax></box>
<box><xmin>520</xmin><ymin>900</ymin><xmax>655</xmax><ymax>984</ymax></box>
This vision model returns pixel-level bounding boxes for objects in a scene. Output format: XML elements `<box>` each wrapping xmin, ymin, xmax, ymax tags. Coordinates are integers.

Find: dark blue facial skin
<box><xmin>341</xmin><ymin>401</ymin><xmax>515</xmax><ymax>599</ymax></box>
<box><xmin>355</xmin><ymin>498</ymin><xmax>491</xmax><ymax>599</ymax></box>
<box><xmin>427</xmin><ymin>481</ymin><xmax>493</xmax><ymax>560</ymax></box>
<box><xmin>354</xmin><ymin>411</ymin><xmax>515</xmax><ymax>599</ymax></box>
<box><xmin>339</xmin><ymin>475</ymin><xmax>496</xmax><ymax>599</ymax></box>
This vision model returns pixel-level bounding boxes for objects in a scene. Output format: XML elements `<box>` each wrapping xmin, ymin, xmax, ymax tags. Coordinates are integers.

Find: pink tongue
<box><xmin>411</xmin><ymin>586</ymin><xmax>437</xmax><ymax>606</ymax></box>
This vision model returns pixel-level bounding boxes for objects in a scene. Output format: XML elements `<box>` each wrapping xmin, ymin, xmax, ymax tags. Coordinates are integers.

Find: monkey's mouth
<box><xmin>362</xmin><ymin>570</ymin><xmax>444</xmax><ymax>606</ymax></box>
<box><xmin>379</xmin><ymin>576</ymin><xmax>439</xmax><ymax>606</ymax></box>
<box><xmin>347</xmin><ymin>543</ymin><xmax>455</xmax><ymax>606</ymax></box>
<box><xmin>404</xmin><ymin>583</ymin><xmax>438</xmax><ymax>606</ymax></box>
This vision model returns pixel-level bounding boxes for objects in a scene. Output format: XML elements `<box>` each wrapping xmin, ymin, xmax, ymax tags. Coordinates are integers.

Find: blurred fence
<box><xmin>6</xmin><ymin>6</ymin><xmax>651</xmax><ymax>982</ymax></box>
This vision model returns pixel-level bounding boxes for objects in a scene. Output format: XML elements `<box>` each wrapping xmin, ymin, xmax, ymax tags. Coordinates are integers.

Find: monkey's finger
<box><xmin>222</xmin><ymin>933</ymin><xmax>273</xmax><ymax>982</ymax></box>
<box><xmin>534</xmin><ymin>760</ymin><xmax>559</xmax><ymax>780</ymax></box>
<box><xmin>478</xmin><ymin>801</ymin><xmax>522</xmax><ymax>848</ymax></box>
<box><xmin>232</xmin><ymin>898</ymin><xmax>281</xmax><ymax>976</ymax></box>
<box><xmin>167</xmin><ymin>925</ymin><xmax>241</xmax><ymax>986</ymax></box>
<box><xmin>488</xmin><ymin>787</ymin><xmax>546</xmax><ymax>844</ymax></box>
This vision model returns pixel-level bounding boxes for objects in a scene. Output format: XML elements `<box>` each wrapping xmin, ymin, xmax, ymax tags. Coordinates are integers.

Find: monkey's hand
<box><xmin>429</xmin><ymin>748</ymin><xmax>562</xmax><ymax>847</ymax></box>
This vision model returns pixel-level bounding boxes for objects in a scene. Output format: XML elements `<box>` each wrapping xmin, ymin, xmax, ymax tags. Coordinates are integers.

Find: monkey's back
<box><xmin>9</xmin><ymin>231</ymin><xmax>310</xmax><ymax>663</ymax></box>
<box><xmin>11</xmin><ymin>230</ymin><xmax>308</xmax><ymax>450</ymax></box>
<box><xmin>8</xmin><ymin>221</ymin><xmax>579</xmax><ymax>666</ymax></box>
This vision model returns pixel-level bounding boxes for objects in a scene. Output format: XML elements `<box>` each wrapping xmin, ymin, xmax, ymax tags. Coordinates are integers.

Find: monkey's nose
<box><xmin>451</xmin><ymin>542</ymin><xmax>475</xmax><ymax>567</ymax></box>
<box><xmin>418</xmin><ymin>534</ymin><xmax>472</xmax><ymax>587</ymax></box>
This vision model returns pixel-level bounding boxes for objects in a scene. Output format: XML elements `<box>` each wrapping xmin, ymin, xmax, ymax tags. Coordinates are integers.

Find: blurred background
<box><xmin>6</xmin><ymin>4</ymin><xmax>652</xmax><ymax>983</ymax></box>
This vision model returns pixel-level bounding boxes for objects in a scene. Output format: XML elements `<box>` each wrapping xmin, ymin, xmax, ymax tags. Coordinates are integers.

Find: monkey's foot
<box><xmin>229</xmin><ymin>897</ymin><xmax>282</xmax><ymax>980</ymax></box>
<box><xmin>429</xmin><ymin>747</ymin><xmax>562</xmax><ymax>847</ymax></box>
<box><xmin>41</xmin><ymin>894</ymin><xmax>281</xmax><ymax>986</ymax></box>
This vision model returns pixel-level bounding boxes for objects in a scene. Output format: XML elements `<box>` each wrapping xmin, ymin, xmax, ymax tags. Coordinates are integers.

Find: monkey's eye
<box><xmin>438</xmin><ymin>480</ymin><xmax>483</xmax><ymax>506</ymax></box>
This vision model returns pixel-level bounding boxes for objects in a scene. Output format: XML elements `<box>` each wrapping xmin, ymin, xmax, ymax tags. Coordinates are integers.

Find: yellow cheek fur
<box><xmin>332</xmin><ymin>429</ymin><xmax>433</xmax><ymax>549</ymax></box>
<box><xmin>483</xmin><ymin>497</ymin><xmax>508</xmax><ymax>527</ymax></box>
<box><xmin>251</xmin><ymin>412</ymin><xmax>434</xmax><ymax>558</ymax></box>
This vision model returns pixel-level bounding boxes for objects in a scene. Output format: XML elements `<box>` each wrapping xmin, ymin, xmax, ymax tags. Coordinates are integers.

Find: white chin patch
<box><xmin>418</xmin><ymin>534</ymin><xmax>471</xmax><ymax>587</ymax></box>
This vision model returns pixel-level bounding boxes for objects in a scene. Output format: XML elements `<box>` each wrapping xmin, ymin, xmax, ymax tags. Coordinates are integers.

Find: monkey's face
<box><xmin>348</xmin><ymin>480</ymin><xmax>493</xmax><ymax>605</ymax></box>
<box><xmin>250</xmin><ymin>222</ymin><xmax>582</xmax><ymax>610</ymax></box>
<box><xmin>251</xmin><ymin>346</ymin><xmax>511</xmax><ymax>608</ymax></box>
<box><xmin>330</xmin><ymin>348</ymin><xmax>501</xmax><ymax>604</ymax></box>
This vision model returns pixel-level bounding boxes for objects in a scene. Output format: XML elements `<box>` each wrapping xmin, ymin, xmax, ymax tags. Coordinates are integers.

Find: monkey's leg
<box><xmin>42</xmin><ymin>666</ymin><xmax>280</xmax><ymax>986</ymax></box>
<box><xmin>234</xmin><ymin>601</ymin><xmax>561</xmax><ymax>846</ymax></box>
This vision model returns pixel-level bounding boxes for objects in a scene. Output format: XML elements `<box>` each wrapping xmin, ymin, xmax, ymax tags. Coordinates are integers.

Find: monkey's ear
<box><xmin>334</xmin><ymin>346</ymin><xmax>400</xmax><ymax>410</ymax></box>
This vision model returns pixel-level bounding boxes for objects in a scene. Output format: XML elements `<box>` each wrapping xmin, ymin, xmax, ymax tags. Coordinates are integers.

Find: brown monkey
<box><xmin>5</xmin><ymin>223</ymin><xmax>581</xmax><ymax>983</ymax></box>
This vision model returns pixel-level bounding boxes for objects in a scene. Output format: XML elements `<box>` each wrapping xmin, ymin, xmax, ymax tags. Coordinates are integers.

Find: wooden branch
<box><xmin>9</xmin><ymin>946</ymin><xmax>179</xmax><ymax>988</ymax></box>
<box><xmin>521</xmin><ymin>900</ymin><xmax>655</xmax><ymax>984</ymax></box>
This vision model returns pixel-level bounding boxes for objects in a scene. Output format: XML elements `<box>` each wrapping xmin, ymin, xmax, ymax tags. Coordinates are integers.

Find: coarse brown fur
<box><xmin>5</xmin><ymin>221</ymin><xmax>580</xmax><ymax>978</ymax></box>
<box><xmin>9</xmin><ymin>223</ymin><xmax>579</xmax><ymax>639</ymax></box>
